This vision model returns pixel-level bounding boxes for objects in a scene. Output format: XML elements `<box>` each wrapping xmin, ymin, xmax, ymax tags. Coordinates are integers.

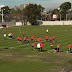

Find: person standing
<box><xmin>8</xmin><ymin>33</ymin><xmax>11</xmax><ymax>38</ymax></box>
<box><xmin>23</xmin><ymin>32</ymin><xmax>25</xmax><ymax>37</ymax></box>
<box><xmin>68</xmin><ymin>43</ymin><xmax>71</xmax><ymax>53</ymax></box>
<box><xmin>11</xmin><ymin>33</ymin><xmax>13</xmax><ymax>39</ymax></box>
<box><xmin>19</xmin><ymin>37</ymin><xmax>22</xmax><ymax>43</ymax></box>
<box><xmin>49</xmin><ymin>37</ymin><xmax>52</xmax><ymax>42</ymax></box>
<box><xmin>46</xmin><ymin>36</ymin><xmax>48</xmax><ymax>42</ymax></box>
<box><xmin>17</xmin><ymin>36</ymin><xmax>20</xmax><ymax>43</ymax></box>
<box><xmin>37</xmin><ymin>43</ymin><xmax>40</xmax><ymax>52</ymax></box>
<box><xmin>27</xmin><ymin>38</ymin><xmax>29</xmax><ymax>44</ymax></box>
<box><xmin>37</xmin><ymin>37</ymin><xmax>40</xmax><ymax>43</ymax></box>
<box><xmin>4</xmin><ymin>33</ymin><xmax>6</xmax><ymax>40</ymax></box>
<box><xmin>31</xmin><ymin>36</ymin><xmax>34</xmax><ymax>42</ymax></box>
<box><xmin>57</xmin><ymin>43</ymin><xmax>60</xmax><ymax>52</ymax></box>
<box><xmin>24</xmin><ymin>36</ymin><xmax>26</xmax><ymax>43</ymax></box>
<box><xmin>50</xmin><ymin>42</ymin><xmax>53</xmax><ymax>50</ymax></box>
<box><xmin>53</xmin><ymin>36</ymin><xmax>55</xmax><ymax>43</ymax></box>
<box><xmin>46</xmin><ymin>29</ymin><xmax>48</xmax><ymax>33</ymax></box>
<box><xmin>40</xmin><ymin>43</ymin><xmax>43</xmax><ymax>52</ymax></box>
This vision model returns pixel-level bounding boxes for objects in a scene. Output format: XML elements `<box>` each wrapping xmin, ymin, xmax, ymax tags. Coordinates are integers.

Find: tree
<box><xmin>10</xmin><ymin>8</ymin><xmax>22</xmax><ymax>22</ymax></box>
<box><xmin>60</xmin><ymin>2</ymin><xmax>71</xmax><ymax>20</ymax></box>
<box><xmin>24</xmin><ymin>4</ymin><xmax>44</xmax><ymax>25</ymax></box>
<box><xmin>0</xmin><ymin>6</ymin><xmax>11</xmax><ymax>22</ymax></box>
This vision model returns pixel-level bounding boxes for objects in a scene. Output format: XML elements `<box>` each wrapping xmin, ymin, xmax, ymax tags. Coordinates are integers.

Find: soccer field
<box><xmin>0</xmin><ymin>25</ymin><xmax>72</xmax><ymax>72</ymax></box>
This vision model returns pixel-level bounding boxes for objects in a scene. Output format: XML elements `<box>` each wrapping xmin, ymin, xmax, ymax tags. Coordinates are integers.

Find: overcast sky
<box><xmin>0</xmin><ymin>0</ymin><xmax>72</xmax><ymax>11</ymax></box>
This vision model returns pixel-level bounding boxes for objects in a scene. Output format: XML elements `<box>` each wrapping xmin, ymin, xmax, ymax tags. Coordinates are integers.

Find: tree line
<box><xmin>0</xmin><ymin>2</ymin><xmax>72</xmax><ymax>25</ymax></box>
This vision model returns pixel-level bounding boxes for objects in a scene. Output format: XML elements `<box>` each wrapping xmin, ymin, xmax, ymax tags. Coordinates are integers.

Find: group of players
<box><xmin>16</xmin><ymin>29</ymin><xmax>71</xmax><ymax>53</ymax></box>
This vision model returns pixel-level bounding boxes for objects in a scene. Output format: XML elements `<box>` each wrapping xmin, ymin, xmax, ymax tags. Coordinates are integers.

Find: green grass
<box><xmin>0</xmin><ymin>25</ymin><xmax>72</xmax><ymax>72</ymax></box>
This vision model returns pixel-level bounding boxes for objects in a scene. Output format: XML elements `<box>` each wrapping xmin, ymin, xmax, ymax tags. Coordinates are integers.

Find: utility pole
<box><xmin>2</xmin><ymin>9</ymin><xmax>4</xmax><ymax>23</ymax></box>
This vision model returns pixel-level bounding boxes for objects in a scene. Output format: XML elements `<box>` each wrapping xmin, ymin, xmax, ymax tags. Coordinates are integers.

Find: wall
<box><xmin>0</xmin><ymin>20</ymin><xmax>16</xmax><ymax>27</ymax></box>
<box><xmin>42</xmin><ymin>21</ymin><xmax>72</xmax><ymax>25</ymax></box>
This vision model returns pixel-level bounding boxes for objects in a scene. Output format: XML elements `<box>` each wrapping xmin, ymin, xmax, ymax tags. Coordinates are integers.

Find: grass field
<box><xmin>0</xmin><ymin>25</ymin><xmax>72</xmax><ymax>72</ymax></box>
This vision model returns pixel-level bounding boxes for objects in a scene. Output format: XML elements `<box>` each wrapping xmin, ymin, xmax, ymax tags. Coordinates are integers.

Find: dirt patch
<box><xmin>57</xmin><ymin>65</ymin><xmax>72</xmax><ymax>72</ymax></box>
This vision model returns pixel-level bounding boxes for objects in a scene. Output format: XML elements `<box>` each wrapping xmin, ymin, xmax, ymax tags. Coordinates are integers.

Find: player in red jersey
<box><xmin>27</xmin><ymin>38</ymin><xmax>29</xmax><ymax>44</ymax></box>
<box><xmin>31</xmin><ymin>36</ymin><xmax>34</xmax><ymax>42</ymax></box>
<box><xmin>40</xmin><ymin>43</ymin><xmax>43</xmax><ymax>52</ymax></box>
<box><xmin>32</xmin><ymin>43</ymin><xmax>35</xmax><ymax>50</ymax></box>
<box><xmin>68</xmin><ymin>43</ymin><xmax>71</xmax><ymax>53</ymax></box>
<box><xmin>17</xmin><ymin>36</ymin><xmax>20</xmax><ymax>43</ymax></box>
<box><xmin>46</xmin><ymin>36</ymin><xmax>48</xmax><ymax>42</ymax></box>
<box><xmin>24</xmin><ymin>36</ymin><xmax>26</xmax><ymax>43</ymax></box>
<box><xmin>57</xmin><ymin>43</ymin><xmax>60</xmax><ymax>52</ymax></box>
<box><xmin>23</xmin><ymin>32</ymin><xmax>25</xmax><ymax>37</ymax></box>
<box><xmin>37</xmin><ymin>37</ymin><xmax>40</xmax><ymax>43</ymax></box>
<box><xmin>11</xmin><ymin>33</ymin><xmax>13</xmax><ymax>39</ymax></box>
<box><xmin>49</xmin><ymin>37</ymin><xmax>52</xmax><ymax>42</ymax></box>
<box><xmin>51</xmin><ymin>42</ymin><xmax>53</xmax><ymax>50</ymax></box>
<box><xmin>53</xmin><ymin>36</ymin><xmax>55</xmax><ymax>43</ymax></box>
<box><xmin>19</xmin><ymin>37</ymin><xmax>22</xmax><ymax>43</ymax></box>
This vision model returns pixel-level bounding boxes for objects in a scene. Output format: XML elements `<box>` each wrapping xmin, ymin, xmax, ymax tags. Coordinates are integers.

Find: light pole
<box><xmin>2</xmin><ymin>9</ymin><xmax>4</xmax><ymax>23</ymax></box>
<box><xmin>57</xmin><ymin>8</ymin><xmax>61</xmax><ymax>21</ymax></box>
<box><xmin>66</xmin><ymin>9</ymin><xmax>71</xmax><ymax>21</ymax></box>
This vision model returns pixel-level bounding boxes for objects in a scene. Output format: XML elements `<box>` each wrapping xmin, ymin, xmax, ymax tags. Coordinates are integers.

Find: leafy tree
<box><xmin>24</xmin><ymin>4</ymin><xmax>44</xmax><ymax>25</ymax></box>
<box><xmin>0</xmin><ymin>6</ymin><xmax>11</xmax><ymax>22</ymax></box>
<box><xmin>60</xmin><ymin>2</ymin><xmax>71</xmax><ymax>20</ymax></box>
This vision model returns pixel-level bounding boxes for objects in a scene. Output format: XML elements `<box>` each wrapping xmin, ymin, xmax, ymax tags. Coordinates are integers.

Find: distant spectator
<box><xmin>46</xmin><ymin>29</ymin><xmax>48</xmax><ymax>33</ymax></box>
<box><xmin>4</xmin><ymin>33</ymin><xmax>6</xmax><ymax>40</ymax></box>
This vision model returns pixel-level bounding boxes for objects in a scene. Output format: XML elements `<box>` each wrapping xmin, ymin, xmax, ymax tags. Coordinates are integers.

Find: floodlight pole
<box><xmin>2</xmin><ymin>9</ymin><xmax>4</xmax><ymax>23</ymax></box>
<box><xmin>60</xmin><ymin>14</ymin><xmax>61</xmax><ymax>21</ymax></box>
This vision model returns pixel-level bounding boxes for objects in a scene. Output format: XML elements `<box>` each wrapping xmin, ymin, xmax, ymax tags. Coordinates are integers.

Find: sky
<box><xmin>0</xmin><ymin>0</ymin><xmax>72</xmax><ymax>11</ymax></box>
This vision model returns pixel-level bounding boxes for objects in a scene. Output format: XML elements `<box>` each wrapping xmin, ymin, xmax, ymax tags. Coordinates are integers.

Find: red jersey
<box><xmin>40</xmin><ymin>43</ymin><xmax>43</xmax><ymax>48</ymax></box>
<box><xmin>51</xmin><ymin>42</ymin><xmax>53</xmax><ymax>46</ymax></box>
<box><xmin>37</xmin><ymin>38</ymin><xmax>40</xmax><ymax>42</ymax></box>
<box><xmin>31</xmin><ymin>36</ymin><xmax>34</xmax><ymax>39</ymax></box>
<box><xmin>19</xmin><ymin>37</ymin><xmax>22</xmax><ymax>41</ymax></box>
<box><xmin>17</xmin><ymin>36</ymin><xmax>19</xmax><ymax>39</ymax></box>
<box><xmin>39</xmin><ymin>37</ymin><xmax>41</xmax><ymax>41</ymax></box>
<box><xmin>53</xmin><ymin>36</ymin><xmax>55</xmax><ymax>39</ymax></box>
<box><xmin>23</xmin><ymin>32</ymin><xmax>25</xmax><ymax>34</ymax></box>
<box><xmin>32</xmin><ymin>43</ymin><xmax>35</xmax><ymax>46</ymax></box>
<box><xmin>27</xmin><ymin>38</ymin><xmax>29</xmax><ymax>41</ymax></box>
<box><xmin>49</xmin><ymin>37</ymin><xmax>52</xmax><ymax>40</ymax></box>
<box><xmin>57</xmin><ymin>44</ymin><xmax>60</xmax><ymax>48</ymax></box>
<box><xmin>68</xmin><ymin>44</ymin><xmax>71</xmax><ymax>48</ymax></box>
<box><xmin>24</xmin><ymin>37</ymin><xmax>26</xmax><ymax>40</ymax></box>
<box><xmin>46</xmin><ymin>36</ymin><xmax>48</xmax><ymax>39</ymax></box>
<box><xmin>11</xmin><ymin>33</ymin><xmax>13</xmax><ymax>36</ymax></box>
